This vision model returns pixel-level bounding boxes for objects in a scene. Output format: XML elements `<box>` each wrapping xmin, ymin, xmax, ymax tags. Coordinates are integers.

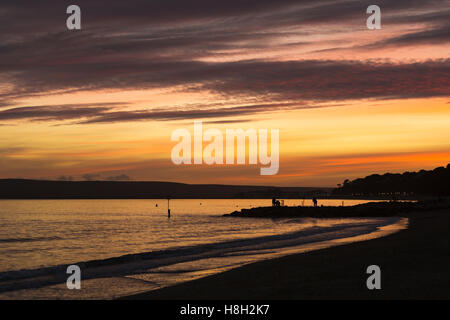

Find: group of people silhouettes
<box><xmin>272</xmin><ymin>198</ymin><xmax>281</xmax><ymax>207</ymax></box>
<box><xmin>272</xmin><ymin>197</ymin><xmax>319</xmax><ymax>207</ymax></box>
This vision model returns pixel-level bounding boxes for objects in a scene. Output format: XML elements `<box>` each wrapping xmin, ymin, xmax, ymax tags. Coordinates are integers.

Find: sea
<box><xmin>0</xmin><ymin>199</ymin><xmax>407</xmax><ymax>299</ymax></box>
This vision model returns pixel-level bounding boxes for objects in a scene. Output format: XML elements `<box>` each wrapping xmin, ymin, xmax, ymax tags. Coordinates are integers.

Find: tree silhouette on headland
<box><xmin>333</xmin><ymin>164</ymin><xmax>450</xmax><ymax>197</ymax></box>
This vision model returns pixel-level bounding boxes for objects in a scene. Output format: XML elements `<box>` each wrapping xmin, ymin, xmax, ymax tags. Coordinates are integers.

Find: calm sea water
<box><xmin>0</xmin><ymin>199</ymin><xmax>406</xmax><ymax>299</ymax></box>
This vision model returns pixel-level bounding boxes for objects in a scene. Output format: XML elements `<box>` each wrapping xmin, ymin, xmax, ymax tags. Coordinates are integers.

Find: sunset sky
<box><xmin>0</xmin><ymin>0</ymin><xmax>449</xmax><ymax>186</ymax></box>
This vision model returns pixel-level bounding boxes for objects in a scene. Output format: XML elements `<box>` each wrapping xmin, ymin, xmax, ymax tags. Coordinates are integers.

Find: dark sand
<box><xmin>123</xmin><ymin>210</ymin><xmax>449</xmax><ymax>300</ymax></box>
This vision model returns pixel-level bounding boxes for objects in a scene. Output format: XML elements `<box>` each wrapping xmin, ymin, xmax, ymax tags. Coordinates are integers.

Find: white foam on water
<box><xmin>0</xmin><ymin>216</ymin><xmax>408</xmax><ymax>299</ymax></box>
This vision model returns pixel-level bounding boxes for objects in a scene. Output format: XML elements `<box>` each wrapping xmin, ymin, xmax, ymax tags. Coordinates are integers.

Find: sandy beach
<box><xmin>123</xmin><ymin>209</ymin><xmax>450</xmax><ymax>300</ymax></box>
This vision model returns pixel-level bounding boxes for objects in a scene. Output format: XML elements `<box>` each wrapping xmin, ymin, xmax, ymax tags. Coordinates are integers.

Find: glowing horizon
<box><xmin>1</xmin><ymin>1</ymin><xmax>449</xmax><ymax>186</ymax></box>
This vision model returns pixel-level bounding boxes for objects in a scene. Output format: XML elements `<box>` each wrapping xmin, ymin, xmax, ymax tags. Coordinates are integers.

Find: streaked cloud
<box><xmin>1</xmin><ymin>0</ymin><xmax>449</xmax><ymax>185</ymax></box>
<box><xmin>0</xmin><ymin>0</ymin><xmax>448</xmax><ymax>124</ymax></box>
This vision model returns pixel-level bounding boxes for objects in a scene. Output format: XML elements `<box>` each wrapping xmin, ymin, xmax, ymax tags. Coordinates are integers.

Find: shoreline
<box><xmin>0</xmin><ymin>215</ymin><xmax>400</xmax><ymax>299</ymax></box>
<box><xmin>123</xmin><ymin>209</ymin><xmax>449</xmax><ymax>300</ymax></box>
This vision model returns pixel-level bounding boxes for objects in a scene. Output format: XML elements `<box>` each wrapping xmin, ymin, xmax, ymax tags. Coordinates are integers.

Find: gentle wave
<box><xmin>0</xmin><ymin>236</ymin><xmax>63</xmax><ymax>244</ymax></box>
<box><xmin>0</xmin><ymin>218</ymin><xmax>400</xmax><ymax>294</ymax></box>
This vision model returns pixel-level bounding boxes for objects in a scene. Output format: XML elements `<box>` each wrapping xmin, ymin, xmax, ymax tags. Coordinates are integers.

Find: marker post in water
<box><xmin>167</xmin><ymin>198</ymin><xmax>171</xmax><ymax>218</ymax></box>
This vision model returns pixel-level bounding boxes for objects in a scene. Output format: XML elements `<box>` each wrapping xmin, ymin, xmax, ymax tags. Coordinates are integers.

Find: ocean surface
<box><xmin>0</xmin><ymin>199</ymin><xmax>407</xmax><ymax>299</ymax></box>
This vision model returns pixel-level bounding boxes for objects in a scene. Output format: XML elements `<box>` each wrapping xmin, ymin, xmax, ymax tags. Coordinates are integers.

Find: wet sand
<box><xmin>123</xmin><ymin>209</ymin><xmax>449</xmax><ymax>300</ymax></box>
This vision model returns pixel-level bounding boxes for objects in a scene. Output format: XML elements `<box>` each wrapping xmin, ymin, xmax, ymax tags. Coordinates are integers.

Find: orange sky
<box><xmin>0</xmin><ymin>1</ymin><xmax>449</xmax><ymax>186</ymax></box>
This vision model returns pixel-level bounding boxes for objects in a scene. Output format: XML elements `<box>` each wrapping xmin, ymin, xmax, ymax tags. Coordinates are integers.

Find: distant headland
<box><xmin>0</xmin><ymin>179</ymin><xmax>329</xmax><ymax>199</ymax></box>
<box><xmin>0</xmin><ymin>164</ymin><xmax>448</xmax><ymax>199</ymax></box>
<box><xmin>333</xmin><ymin>164</ymin><xmax>450</xmax><ymax>197</ymax></box>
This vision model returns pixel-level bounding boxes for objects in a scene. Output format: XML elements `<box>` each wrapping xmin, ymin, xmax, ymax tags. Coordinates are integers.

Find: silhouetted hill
<box><xmin>333</xmin><ymin>164</ymin><xmax>450</xmax><ymax>197</ymax></box>
<box><xmin>0</xmin><ymin>179</ymin><xmax>331</xmax><ymax>199</ymax></box>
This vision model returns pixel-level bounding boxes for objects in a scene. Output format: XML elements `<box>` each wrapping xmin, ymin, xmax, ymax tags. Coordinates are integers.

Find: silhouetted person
<box><xmin>272</xmin><ymin>197</ymin><xmax>280</xmax><ymax>207</ymax></box>
<box><xmin>313</xmin><ymin>197</ymin><xmax>318</xmax><ymax>207</ymax></box>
